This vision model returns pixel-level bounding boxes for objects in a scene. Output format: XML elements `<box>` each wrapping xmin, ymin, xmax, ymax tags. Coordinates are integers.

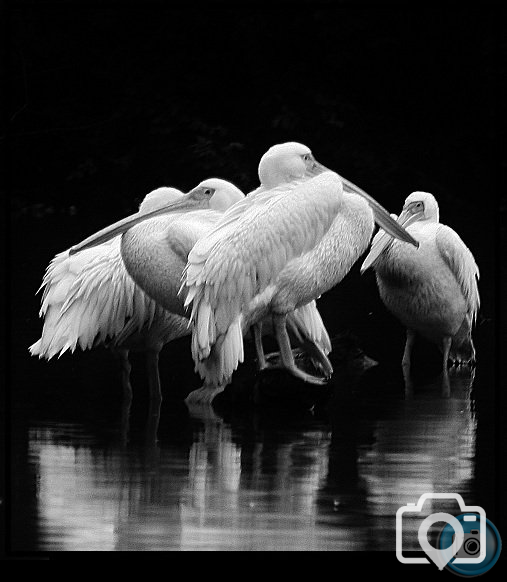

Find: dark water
<box><xmin>9</xmin><ymin>368</ymin><xmax>490</xmax><ymax>553</ymax></box>
<box><xmin>6</xmin><ymin>215</ymin><xmax>501</xmax><ymax>553</ymax></box>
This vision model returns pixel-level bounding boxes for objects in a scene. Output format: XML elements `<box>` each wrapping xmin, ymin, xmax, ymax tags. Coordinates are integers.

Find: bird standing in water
<box><xmin>30</xmin><ymin>187</ymin><xmax>188</xmax><ymax>403</ymax></box>
<box><xmin>30</xmin><ymin>181</ymin><xmax>244</xmax><ymax>404</ymax></box>
<box><xmin>361</xmin><ymin>191</ymin><xmax>480</xmax><ymax>395</ymax></box>
<box><xmin>68</xmin><ymin>144</ymin><xmax>417</xmax><ymax>405</ymax></box>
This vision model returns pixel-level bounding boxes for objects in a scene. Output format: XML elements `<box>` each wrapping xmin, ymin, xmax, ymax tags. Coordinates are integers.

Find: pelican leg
<box><xmin>146</xmin><ymin>349</ymin><xmax>162</xmax><ymax>406</ymax></box>
<box><xmin>263</xmin><ymin>317</ymin><xmax>301</xmax><ymax>365</ymax></box>
<box><xmin>402</xmin><ymin>329</ymin><xmax>416</xmax><ymax>397</ymax></box>
<box><xmin>273</xmin><ymin>339</ymin><xmax>333</xmax><ymax>378</ymax></box>
<box><xmin>253</xmin><ymin>322</ymin><xmax>267</xmax><ymax>370</ymax></box>
<box><xmin>263</xmin><ymin>320</ymin><xmax>332</xmax><ymax>378</ymax></box>
<box><xmin>273</xmin><ymin>313</ymin><xmax>328</xmax><ymax>386</ymax></box>
<box><xmin>112</xmin><ymin>348</ymin><xmax>132</xmax><ymax>445</ymax></box>
<box><xmin>441</xmin><ymin>336</ymin><xmax>452</xmax><ymax>398</ymax></box>
<box><xmin>294</xmin><ymin>332</ymin><xmax>333</xmax><ymax>379</ymax></box>
<box><xmin>145</xmin><ymin>397</ymin><xmax>162</xmax><ymax>446</ymax></box>
<box><xmin>286</xmin><ymin>317</ymin><xmax>333</xmax><ymax>377</ymax></box>
<box><xmin>116</xmin><ymin>348</ymin><xmax>134</xmax><ymax>404</ymax></box>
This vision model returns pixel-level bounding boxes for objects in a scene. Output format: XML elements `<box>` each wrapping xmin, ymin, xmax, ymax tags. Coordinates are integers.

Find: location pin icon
<box><xmin>418</xmin><ymin>513</ymin><xmax>464</xmax><ymax>570</ymax></box>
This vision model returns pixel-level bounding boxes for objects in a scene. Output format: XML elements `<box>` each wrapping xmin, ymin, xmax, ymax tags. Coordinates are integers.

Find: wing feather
<box><xmin>185</xmin><ymin>172</ymin><xmax>342</xmax><ymax>381</ymax></box>
<box><xmin>435</xmin><ymin>224</ymin><xmax>480</xmax><ymax>322</ymax></box>
<box><xmin>30</xmin><ymin>236</ymin><xmax>159</xmax><ymax>358</ymax></box>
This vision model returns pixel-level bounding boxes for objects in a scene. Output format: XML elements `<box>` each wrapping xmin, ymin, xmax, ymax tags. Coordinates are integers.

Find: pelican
<box><xmin>182</xmin><ymin>168</ymin><xmax>417</xmax><ymax>403</ymax></box>
<box><xmin>68</xmin><ymin>143</ymin><xmax>338</xmax><ymax>403</ymax></box>
<box><xmin>70</xmin><ymin>146</ymin><xmax>417</xmax><ymax>405</ymax></box>
<box><xmin>360</xmin><ymin>191</ymin><xmax>480</xmax><ymax>395</ymax></box>
<box><xmin>30</xmin><ymin>181</ymin><xmax>244</xmax><ymax>402</ymax></box>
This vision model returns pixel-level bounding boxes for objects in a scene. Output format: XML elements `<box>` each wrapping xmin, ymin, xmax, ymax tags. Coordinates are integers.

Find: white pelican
<box><xmin>360</xmin><ymin>191</ymin><xmax>480</xmax><ymax>395</ymax></box>
<box><xmin>182</xmin><ymin>169</ymin><xmax>417</xmax><ymax>403</ymax></box>
<box><xmin>30</xmin><ymin>181</ymin><xmax>244</xmax><ymax>403</ymax></box>
<box><xmin>182</xmin><ymin>142</ymin><xmax>339</xmax><ymax>383</ymax></box>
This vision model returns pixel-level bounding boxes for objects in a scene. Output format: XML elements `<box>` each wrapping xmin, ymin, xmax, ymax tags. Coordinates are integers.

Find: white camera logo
<box><xmin>396</xmin><ymin>493</ymin><xmax>486</xmax><ymax>570</ymax></box>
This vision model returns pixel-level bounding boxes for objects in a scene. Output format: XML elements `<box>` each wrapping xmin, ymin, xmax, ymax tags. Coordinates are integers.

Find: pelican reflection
<box><xmin>26</xmin><ymin>368</ymin><xmax>477</xmax><ymax>551</ymax></box>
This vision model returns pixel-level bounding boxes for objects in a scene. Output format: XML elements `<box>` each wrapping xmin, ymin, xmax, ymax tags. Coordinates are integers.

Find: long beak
<box><xmin>360</xmin><ymin>208</ymin><xmax>422</xmax><ymax>273</ymax></box>
<box><xmin>338</xmin><ymin>176</ymin><xmax>419</xmax><ymax>248</ymax></box>
<box><xmin>308</xmin><ymin>160</ymin><xmax>417</xmax><ymax>247</ymax></box>
<box><xmin>69</xmin><ymin>189</ymin><xmax>208</xmax><ymax>255</ymax></box>
<box><xmin>306</xmin><ymin>160</ymin><xmax>331</xmax><ymax>177</ymax></box>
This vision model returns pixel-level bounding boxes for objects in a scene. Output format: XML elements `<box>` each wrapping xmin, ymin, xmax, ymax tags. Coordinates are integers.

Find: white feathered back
<box><xmin>30</xmin><ymin>187</ymin><xmax>184</xmax><ymax>359</ymax></box>
<box><xmin>435</xmin><ymin>224</ymin><xmax>480</xmax><ymax>323</ymax></box>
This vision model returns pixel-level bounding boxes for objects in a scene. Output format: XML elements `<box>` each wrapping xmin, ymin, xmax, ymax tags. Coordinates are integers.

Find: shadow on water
<box><xmin>9</xmin><ymin>358</ymin><xmax>485</xmax><ymax>552</ymax></box>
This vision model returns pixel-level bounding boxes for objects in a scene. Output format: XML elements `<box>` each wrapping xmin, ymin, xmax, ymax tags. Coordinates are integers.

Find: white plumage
<box><xmin>30</xmin><ymin>187</ymin><xmax>190</xmax><ymax>401</ymax></box>
<box><xmin>31</xmin><ymin>187</ymin><xmax>185</xmax><ymax>357</ymax></box>
<box><xmin>66</xmin><ymin>143</ymin><xmax>337</xmax><ymax>405</ymax></box>
<box><xmin>361</xmin><ymin>191</ymin><xmax>480</xmax><ymax>394</ymax></box>
<box><xmin>179</xmin><ymin>143</ymin><xmax>343</xmax><ymax>403</ymax></box>
<box><xmin>182</xmin><ymin>150</ymin><xmax>416</xmax><ymax>403</ymax></box>
<box><xmin>185</xmin><ymin>173</ymin><xmax>339</xmax><ymax>368</ymax></box>
<box><xmin>37</xmin><ymin>179</ymin><xmax>247</xmax><ymax>403</ymax></box>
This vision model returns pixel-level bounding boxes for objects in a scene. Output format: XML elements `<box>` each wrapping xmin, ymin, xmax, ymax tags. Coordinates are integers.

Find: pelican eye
<box><xmin>406</xmin><ymin>201</ymin><xmax>424</xmax><ymax>213</ymax></box>
<box><xmin>204</xmin><ymin>188</ymin><xmax>214</xmax><ymax>196</ymax></box>
<box><xmin>302</xmin><ymin>154</ymin><xmax>311</xmax><ymax>162</ymax></box>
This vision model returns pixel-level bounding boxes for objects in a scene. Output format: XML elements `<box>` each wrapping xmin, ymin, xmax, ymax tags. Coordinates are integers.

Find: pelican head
<box><xmin>258</xmin><ymin>142</ymin><xmax>418</xmax><ymax>248</ymax></box>
<box><xmin>397</xmin><ymin>192</ymin><xmax>440</xmax><ymax>227</ymax></box>
<box><xmin>198</xmin><ymin>178</ymin><xmax>245</xmax><ymax>211</ymax></box>
<box><xmin>69</xmin><ymin>179</ymin><xmax>245</xmax><ymax>255</ymax></box>
<box><xmin>138</xmin><ymin>187</ymin><xmax>184</xmax><ymax>213</ymax></box>
<box><xmin>258</xmin><ymin>142</ymin><xmax>330</xmax><ymax>188</ymax></box>
<box><xmin>360</xmin><ymin>192</ymin><xmax>439</xmax><ymax>273</ymax></box>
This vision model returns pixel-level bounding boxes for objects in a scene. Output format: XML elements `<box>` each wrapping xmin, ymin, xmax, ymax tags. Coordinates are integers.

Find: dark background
<box><xmin>2</xmin><ymin>2</ymin><xmax>505</xmax><ymax>557</ymax></box>
<box><xmin>5</xmin><ymin>3</ymin><xmax>504</xmax><ymax>405</ymax></box>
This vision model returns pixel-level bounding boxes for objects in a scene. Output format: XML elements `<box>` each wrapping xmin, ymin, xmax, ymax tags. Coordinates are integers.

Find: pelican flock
<box><xmin>361</xmin><ymin>191</ymin><xmax>480</xmax><ymax>394</ymax></box>
<box><xmin>64</xmin><ymin>142</ymin><xmax>417</xmax><ymax>404</ymax></box>
<box><xmin>31</xmin><ymin>142</ymin><xmax>479</xmax><ymax>407</ymax></box>
<box><xmin>32</xmin><ymin>144</ymin><xmax>331</xmax><ymax>403</ymax></box>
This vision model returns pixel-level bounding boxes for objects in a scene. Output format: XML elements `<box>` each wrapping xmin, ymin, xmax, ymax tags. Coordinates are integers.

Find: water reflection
<box><xmin>355</xmin><ymin>369</ymin><xmax>476</xmax><ymax>552</ymax></box>
<box><xmin>23</xmin><ymin>369</ymin><xmax>477</xmax><ymax>551</ymax></box>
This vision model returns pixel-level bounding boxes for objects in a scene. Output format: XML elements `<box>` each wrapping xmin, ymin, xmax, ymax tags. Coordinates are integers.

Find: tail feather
<box><xmin>193</xmin><ymin>314</ymin><xmax>244</xmax><ymax>386</ymax></box>
<box><xmin>31</xmin><ymin>238</ymin><xmax>168</xmax><ymax>360</ymax></box>
<box><xmin>29</xmin><ymin>305</ymin><xmax>72</xmax><ymax>359</ymax></box>
<box><xmin>31</xmin><ymin>293</ymin><xmax>103</xmax><ymax>359</ymax></box>
<box><xmin>28</xmin><ymin>339</ymin><xmax>43</xmax><ymax>357</ymax></box>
